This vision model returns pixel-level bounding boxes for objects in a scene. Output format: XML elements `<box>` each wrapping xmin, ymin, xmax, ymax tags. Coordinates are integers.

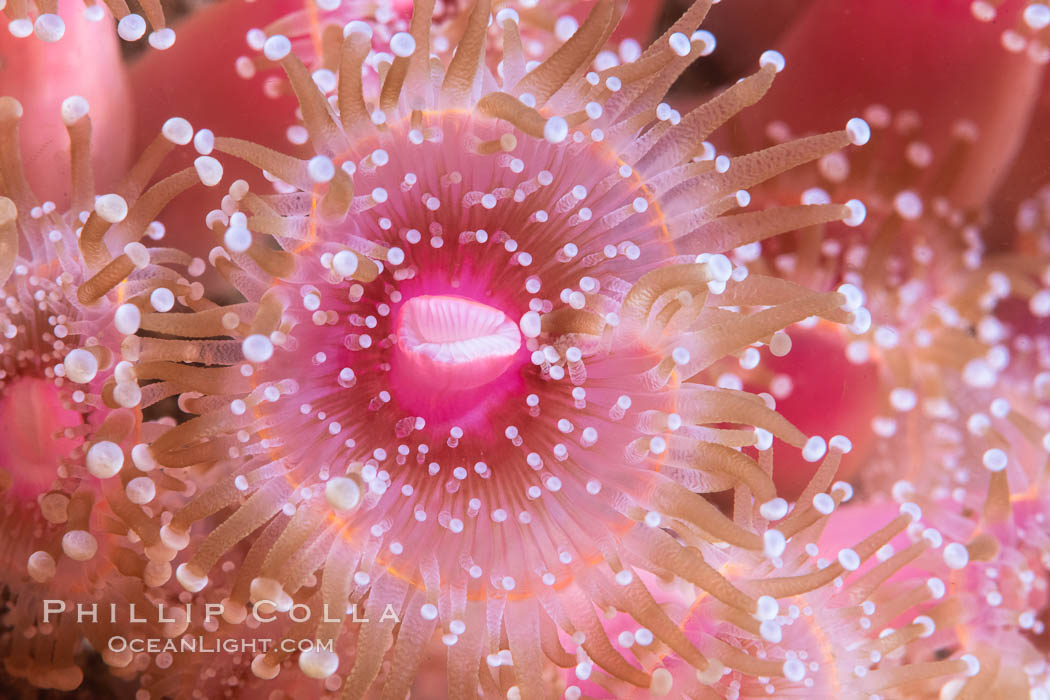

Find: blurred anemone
<box><xmin>729</xmin><ymin>93</ymin><xmax>1050</xmax><ymax>692</ymax></box>
<box><xmin>732</xmin><ymin>0</ymin><xmax>1044</xmax><ymax>214</ymax></box>
<box><xmin>0</xmin><ymin>94</ymin><xmax>222</xmax><ymax>689</ymax></box>
<box><xmin>882</xmin><ymin>482</ymin><xmax>1050</xmax><ymax>699</ymax></box>
<box><xmin>722</xmin><ymin>72</ymin><xmax>1050</xmax><ymax>496</ymax></box>
<box><xmin>563</xmin><ymin>498</ymin><xmax>991</xmax><ymax>699</ymax></box>
<box><xmin>676</xmin><ymin>504</ymin><xmax>979</xmax><ymax>700</ymax></box>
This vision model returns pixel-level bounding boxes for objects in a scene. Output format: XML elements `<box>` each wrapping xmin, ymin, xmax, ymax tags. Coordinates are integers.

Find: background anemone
<box><xmin>3</xmin><ymin>0</ymin><xmax>176</xmax><ymax>48</ymax></box>
<box><xmin>0</xmin><ymin>93</ymin><xmax>223</xmax><ymax>690</ymax></box>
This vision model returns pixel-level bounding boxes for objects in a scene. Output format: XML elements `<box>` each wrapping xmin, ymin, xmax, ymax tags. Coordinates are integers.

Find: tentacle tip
<box><xmin>263</xmin><ymin>34</ymin><xmax>292</xmax><ymax>61</ymax></box>
<box><xmin>0</xmin><ymin>96</ymin><xmax>24</xmax><ymax>120</ymax></box>
<box><xmin>298</xmin><ymin>649</ymin><xmax>339</xmax><ymax>679</ymax></box>
<box><xmin>242</xmin><ymin>334</ymin><xmax>275</xmax><ymax>363</ymax></box>
<box><xmin>755</xmin><ymin>594</ymin><xmax>779</xmax><ymax>621</ymax></box>
<box><xmin>33</xmin><ymin>14</ymin><xmax>65</xmax><ymax>42</ymax></box>
<box><xmin>175</xmin><ymin>562</ymin><xmax>209</xmax><ymax>592</ymax></box>
<box><xmin>162</xmin><ymin>117</ymin><xmax>193</xmax><ymax>146</ymax></box>
<box><xmin>759</xmin><ymin>50</ymin><xmax>785</xmax><ymax>73</ymax></box>
<box><xmin>159</xmin><ymin>523</ymin><xmax>190</xmax><ymax>550</ymax></box>
<box><xmin>148</xmin><ymin>28</ymin><xmax>176</xmax><ymax>50</ymax></box>
<box><xmin>692</xmin><ymin>29</ymin><xmax>716</xmax><ymax>56</ymax></box>
<box><xmin>390</xmin><ymin>31</ymin><xmax>417</xmax><ymax>58</ymax></box>
<box><xmin>8</xmin><ymin>18</ymin><xmax>33</xmax><ymax>38</ymax></box>
<box><xmin>696</xmin><ymin>659</ymin><xmax>725</xmax><ymax>685</ymax></box>
<box><xmin>649</xmin><ymin>668</ymin><xmax>673</xmax><ymax>696</ymax></box>
<box><xmin>846</xmin><ymin>117</ymin><xmax>871</xmax><ymax>146</ymax></box>
<box><xmin>251</xmin><ymin>654</ymin><xmax>281</xmax><ymax>680</ymax></box>
<box><xmin>544</xmin><ymin>116</ymin><xmax>569</xmax><ymax>144</ymax></box>
<box><xmin>763</xmin><ymin>529</ymin><xmax>786</xmax><ymax>558</ymax></box>
<box><xmin>60</xmin><ymin>96</ymin><xmax>90</xmax><ymax>126</ymax></box>
<box><xmin>802</xmin><ymin>436</ymin><xmax>827</xmax><ymax>462</ymax></box>
<box><xmin>759</xmin><ymin>498</ymin><xmax>789</xmax><ymax>521</ymax></box>
<box><xmin>842</xmin><ymin>199</ymin><xmax>867</xmax><ymax>227</ymax></box>
<box><xmin>343</xmin><ymin>20</ymin><xmax>373</xmax><ymax>39</ymax></box>
<box><xmin>971</xmin><ymin>0</ymin><xmax>996</xmax><ymax>22</ymax></box>
<box><xmin>116</xmin><ymin>13</ymin><xmax>147</xmax><ymax>42</ymax></box>
<box><xmin>27</xmin><ymin>551</ymin><xmax>57</xmax><ymax>582</ymax></box>
<box><xmin>829</xmin><ymin>435</ymin><xmax>853</xmax><ymax>454</ymax></box>
<box><xmin>495</xmin><ymin>8</ymin><xmax>520</xmax><ymax>25</ymax></box>
<box><xmin>194</xmin><ymin>156</ymin><xmax>224</xmax><ymax>187</ymax></box>
<box><xmin>61</xmin><ymin>529</ymin><xmax>99</xmax><ymax>561</ymax></box>
<box><xmin>783</xmin><ymin>658</ymin><xmax>806</xmax><ymax>682</ymax></box>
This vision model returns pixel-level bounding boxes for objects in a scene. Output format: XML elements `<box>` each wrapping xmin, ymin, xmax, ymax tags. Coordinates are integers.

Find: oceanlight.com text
<box><xmin>107</xmin><ymin>636</ymin><xmax>336</xmax><ymax>655</ymax></box>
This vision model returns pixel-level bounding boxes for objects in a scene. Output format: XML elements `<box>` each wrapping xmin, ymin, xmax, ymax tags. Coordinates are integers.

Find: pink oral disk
<box><xmin>0</xmin><ymin>377</ymin><xmax>83</xmax><ymax>497</ymax></box>
<box><xmin>395</xmin><ymin>294</ymin><xmax>522</xmax><ymax>392</ymax></box>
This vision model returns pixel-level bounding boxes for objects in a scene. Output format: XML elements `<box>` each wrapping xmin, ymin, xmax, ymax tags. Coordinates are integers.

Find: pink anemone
<box><xmin>0</xmin><ymin>91</ymin><xmax>223</xmax><ymax>690</ymax></box>
<box><xmin>116</xmin><ymin>1</ymin><xmax>886</xmax><ymax>696</ymax></box>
